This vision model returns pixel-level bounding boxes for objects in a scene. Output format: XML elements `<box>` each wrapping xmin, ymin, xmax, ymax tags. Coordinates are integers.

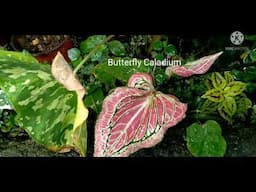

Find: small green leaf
<box><xmin>68</xmin><ymin>48</ymin><xmax>81</xmax><ymax>62</ymax></box>
<box><xmin>200</xmin><ymin>99</ymin><xmax>221</xmax><ymax>114</ymax></box>
<box><xmin>108</xmin><ymin>40</ymin><xmax>126</xmax><ymax>56</ymax></box>
<box><xmin>80</xmin><ymin>35</ymin><xmax>107</xmax><ymax>62</ymax></box>
<box><xmin>218</xmin><ymin>106</ymin><xmax>233</xmax><ymax>123</ymax></box>
<box><xmin>224</xmin><ymin>71</ymin><xmax>234</xmax><ymax>84</ymax></box>
<box><xmin>245</xmin><ymin>34</ymin><xmax>256</xmax><ymax>41</ymax></box>
<box><xmin>235</xmin><ymin>94</ymin><xmax>252</xmax><ymax>115</ymax></box>
<box><xmin>154</xmin><ymin>53</ymin><xmax>164</xmax><ymax>61</ymax></box>
<box><xmin>249</xmin><ymin>49</ymin><xmax>256</xmax><ymax>62</ymax></box>
<box><xmin>224</xmin><ymin>81</ymin><xmax>246</xmax><ymax>96</ymax></box>
<box><xmin>211</xmin><ymin>72</ymin><xmax>226</xmax><ymax>89</ymax></box>
<box><xmin>152</xmin><ymin>40</ymin><xmax>163</xmax><ymax>51</ymax></box>
<box><xmin>186</xmin><ymin>120</ymin><xmax>226</xmax><ymax>157</ymax></box>
<box><xmin>164</xmin><ymin>44</ymin><xmax>177</xmax><ymax>56</ymax></box>
<box><xmin>223</xmin><ymin>96</ymin><xmax>237</xmax><ymax>116</ymax></box>
<box><xmin>80</xmin><ymin>35</ymin><xmax>106</xmax><ymax>54</ymax></box>
<box><xmin>201</xmin><ymin>88</ymin><xmax>224</xmax><ymax>102</ymax></box>
<box><xmin>84</xmin><ymin>86</ymin><xmax>104</xmax><ymax>114</ymax></box>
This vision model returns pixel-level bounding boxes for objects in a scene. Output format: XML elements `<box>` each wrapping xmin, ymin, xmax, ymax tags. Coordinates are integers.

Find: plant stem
<box><xmin>73</xmin><ymin>35</ymin><xmax>115</xmax><ymax>75</ymax></box>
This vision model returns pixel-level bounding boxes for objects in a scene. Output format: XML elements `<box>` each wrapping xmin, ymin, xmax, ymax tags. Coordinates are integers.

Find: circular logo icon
<box><xmin>230</xmin><ymin>31</ymin><xmax>244</xmax><ymax>45</ymax></box>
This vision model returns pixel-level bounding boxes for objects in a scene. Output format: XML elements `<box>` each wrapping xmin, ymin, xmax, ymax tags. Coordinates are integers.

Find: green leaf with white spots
<box><xmin>0</xmin><ymin>50</ymin><xmax>88</xmax><ymax>156</ymax></box>
<box><xmin>0</xmin><ymin>90</ymin><xmax>12</xmax><ymax>110</ymax></box>
<box><xmin>186</xmin><ymin>120</ymin><xmax>227</xmax><ymax>157</ymax></box>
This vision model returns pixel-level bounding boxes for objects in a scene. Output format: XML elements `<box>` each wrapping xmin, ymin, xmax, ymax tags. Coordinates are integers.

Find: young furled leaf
<box><xmin>94</xmin><ymin>73</ymin><xmax>187</xmax><ymax>157</ymax></box>
<box><xmin>166</xmin><ymin>52</ymin><xmax>223</xmax><ymax>77</ymax></box>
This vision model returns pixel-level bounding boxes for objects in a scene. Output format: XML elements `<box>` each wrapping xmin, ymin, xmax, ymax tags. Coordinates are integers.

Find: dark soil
<box><xmin>10</xmin><ymin>35</ymin><xmax>68</xmax><ymax>55</ymax></box>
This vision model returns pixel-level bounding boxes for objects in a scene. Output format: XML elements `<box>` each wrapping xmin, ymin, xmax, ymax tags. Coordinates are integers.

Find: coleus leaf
<box><xmin>201</xmin><ymin>88</ymin><xmax>224</xmax><ymax>102</ymax></box>
<box><xmin>166</xmin><ymin>51</ymin><xmax>223</xmax><ymax>77</ymax></box>
<box><xmin>224</xmin><ymin>81</ymin><xmax>246</xmax><ymax>97</ymax></box>
<box><xmin>94</xmin><ymin>73</ymin><xmax>187</xmax><ymax>157</ymax></box>
<box><xmin>0</xmin><ymin>50</ymin><xmax>88</xmax><ymax>156</ymax></box>
<box><xmin>211</xmin><ymin>72</ymin><xmax>227</xmax><ymax>90</ymax></box>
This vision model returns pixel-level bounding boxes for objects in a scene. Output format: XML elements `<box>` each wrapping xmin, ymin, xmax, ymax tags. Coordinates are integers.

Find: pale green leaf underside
<box><xmin>0</xmin><ymin>50</ymin><xmax>86</xmax><ymax>155</ymax></box>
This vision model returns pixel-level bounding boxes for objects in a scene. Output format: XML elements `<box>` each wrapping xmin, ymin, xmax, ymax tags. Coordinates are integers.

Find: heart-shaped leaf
<box><xmin>94</xmin><ymin>73</ymin><xmax>187</xmax><ymax>157</ymax></box>
<box><xmin>186</xmin><ymin>120</ymin><xmax>227</xmax><ymax>157</ymax></box>
<box><xmin>166</xmin><ymin>52</ymin><xmax>223</xmax><ymax>77</ymax></box>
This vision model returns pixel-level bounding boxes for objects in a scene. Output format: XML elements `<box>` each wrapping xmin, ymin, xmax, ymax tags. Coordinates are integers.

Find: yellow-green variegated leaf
<box><xmin>0</xmin><ymin>50</ymin><xmax>88</xmax><ymax>156</ymax></box>
<box><xmin>224</xmin><ymin>81</ymin><xmax>247</xmax><ymax>97</ymax></box>
<box><xmin>224</xmin><ymin>71</ymin><xmax>234</xmax><ymax>84</ymax></box>
<box><xmin>211</xmin><ymin>72</ymin><xmax>226</xmax><ymax>89</ymax></box>
<box><xmin>201</xmin><ymin>88</ymin><xmax>224</xmax><ymax>102</ymax></box>
<box><xmin>223</xmin><ymin>96</ymin><xmax>237</xmax><ymax>117</ymax></box>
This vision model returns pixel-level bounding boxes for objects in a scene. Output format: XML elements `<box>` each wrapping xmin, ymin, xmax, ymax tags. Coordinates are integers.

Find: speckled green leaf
<box><xmin>186</xmin><ymin>120</ymin><xmax>226</xmax><ymax>157</ymax></box>
<box><xmin>0</xmin><ymin>50</ymin><xmax>88</xmax><ymax>156</ymax></box>
<box><xmin>0</xmin><ymin>90</ymin><xmax>12</xmax><ymax>110</ymax></box>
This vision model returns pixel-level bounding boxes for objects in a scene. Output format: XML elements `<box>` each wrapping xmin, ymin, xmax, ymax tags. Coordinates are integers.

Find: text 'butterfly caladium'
<box><xmin>165</xmin><ymin>51</ymin><xmax>223</xmax><ymax>77</ymax></box>
<box><xmin>94</xmin><ymin>73</ymin><xmax>187</xmax><ymax>157</ymax></box>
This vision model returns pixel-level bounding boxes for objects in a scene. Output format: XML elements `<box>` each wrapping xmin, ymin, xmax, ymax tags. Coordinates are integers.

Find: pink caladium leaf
<box><xmin>165</xmin><ymin>51</ymin><xmax>223</xmax><ymax>77</ymax></box>
<box><xmin>94</xmin><ymin>73</ymin><xmax>187</xmax><ymax>157</ymax></box>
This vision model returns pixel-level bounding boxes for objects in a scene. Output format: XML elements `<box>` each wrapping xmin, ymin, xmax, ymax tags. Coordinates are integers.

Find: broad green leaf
<box><xmin>186</xmin><ymin>120</ymin><xmax>226</xmax><ymax>157</ymax></box>
<box><xmin>224</xmin><ymin>81</ymin><xmax>246</xmax><ymax>97</ymax></box>
<box><xmin>223</xmin><ymin>96</ymin><xmax>237</xmax><ymax>116</ymax></box>
<box><xmin>201</xmin><ymin>88</ymin><xmax>224</xmax><ymax>102</ymax></box>
<box><xmin>108</xmin><ymin>40</ymin><xmax>126</xmax><ymax>56</ymax></box>
<box><xmin>94</xmin><ymin>58</ymin><xmax>152</xmax><ymax>84</ymax></box>
<box><xmin>84</xmin><ymin>84</ymin><xmax>104</xmax><ymax>114</ymax></box>
<box><xmin>0</xmin><ymin>50</ymin><xmax>88</xmax><ymax>156</ymax></box>
<box><xmin>68</xmin><ymin>48</ymin><xmax>81</xmax><ymax>62</ymax></box>
<box><xmin>152</xmin><ymin>40</ymin><xmax>163</xmax><ymax>51</ymax></box>
<box><xmin>211</xmin><ymin>72</ymin><xmax>226</xmax><ymax>89</ymax></box>
<box><xmin>164</xmin><ymin>44</ymin><xmax>177</xmax><ymax>56</ymax></box>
